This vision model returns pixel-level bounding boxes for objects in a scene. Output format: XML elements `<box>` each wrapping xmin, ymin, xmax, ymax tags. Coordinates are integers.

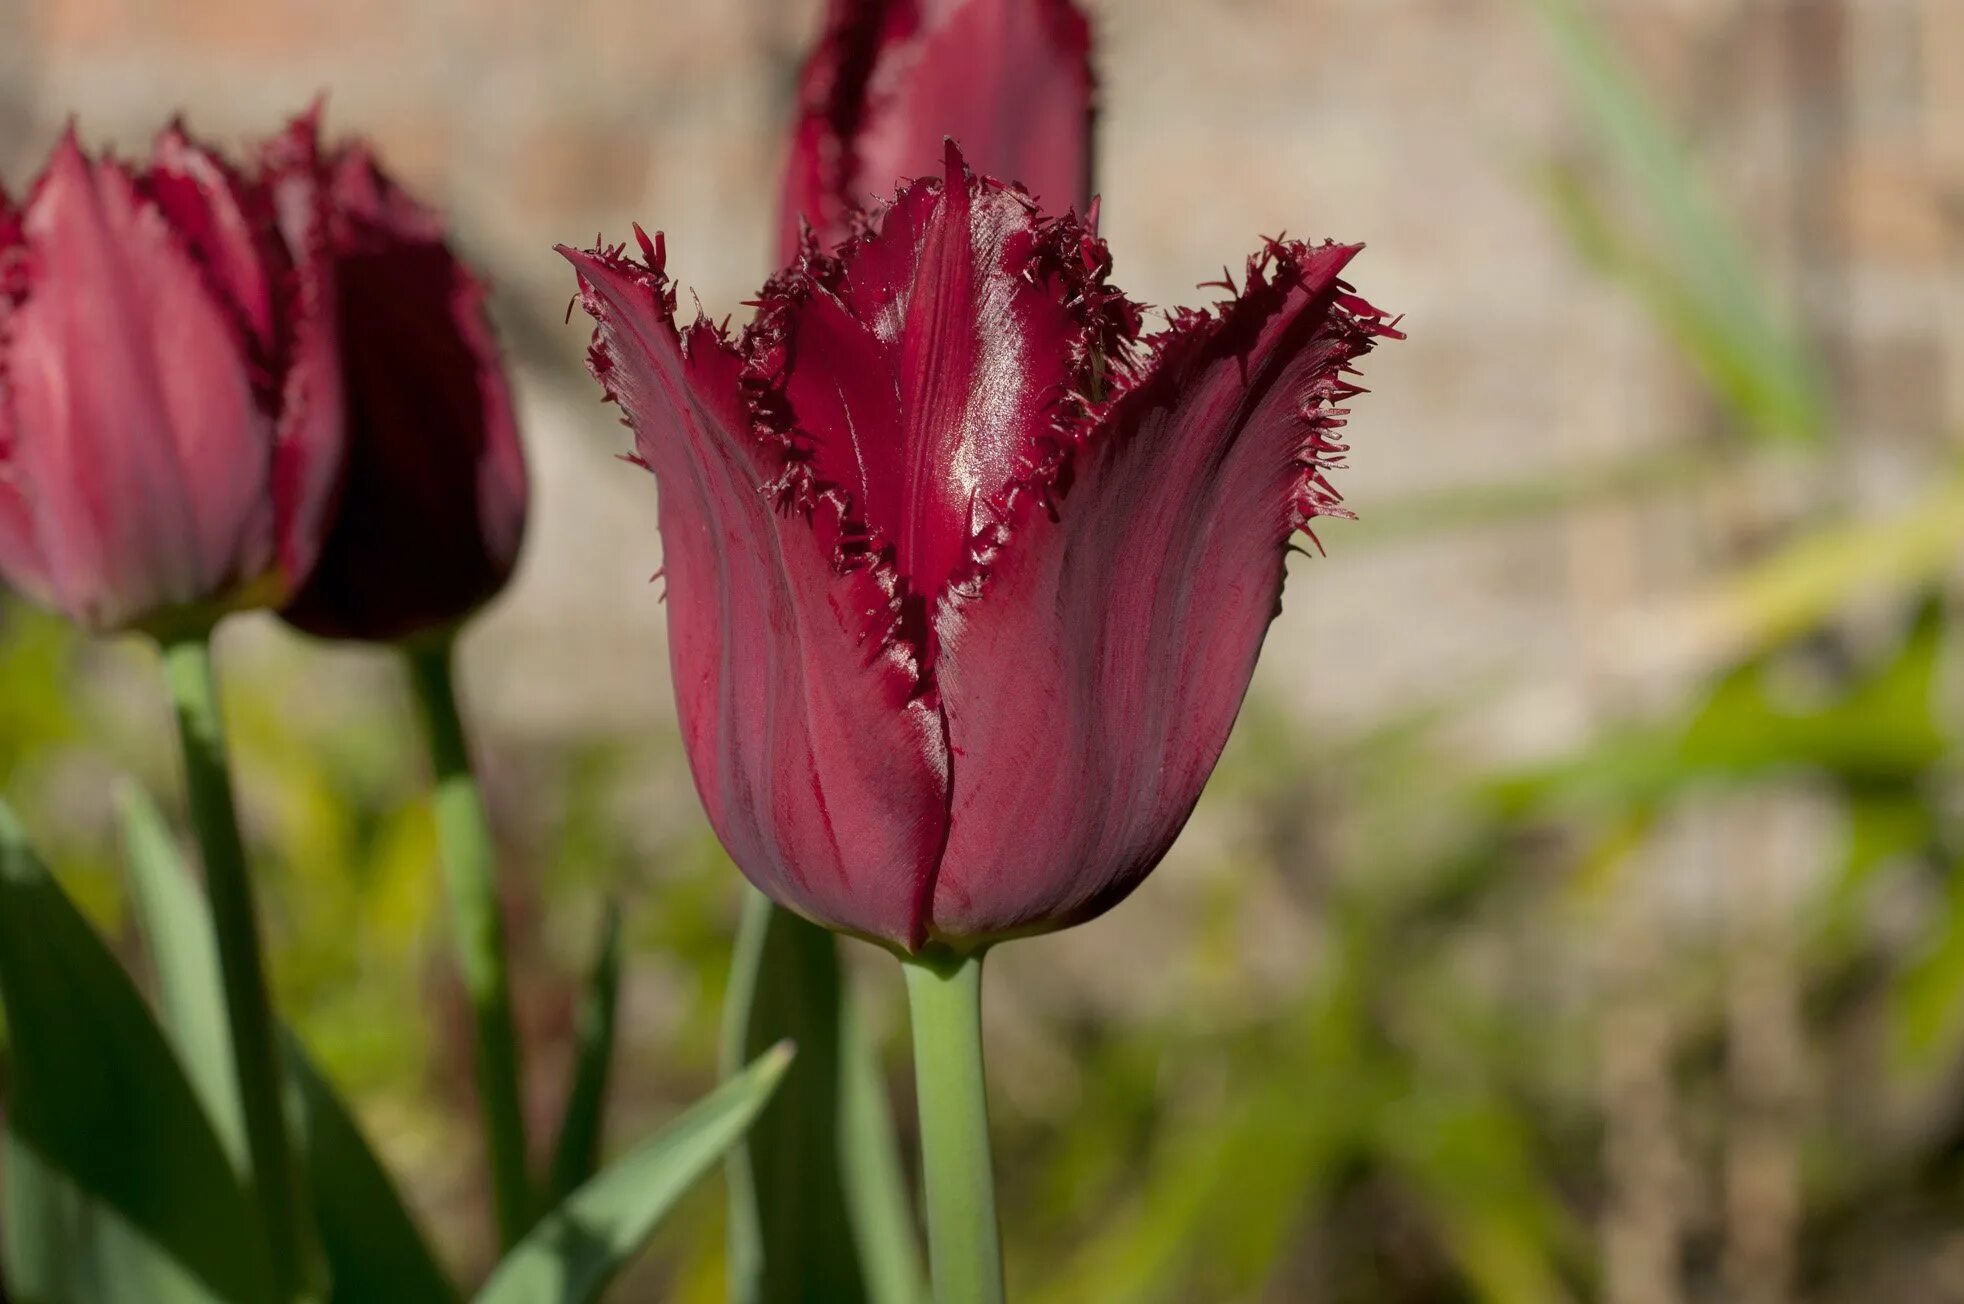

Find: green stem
<box><xmin>161</xmin><ymin>634</ymin><xmax>314</xmax><ymax>1302</ymax></box>
<box><xmin>406</xmin><ymin>637</ymin><xmax>533</xmax><ymax>1249</ymax></box>
<box><xmin>902</xmin><ymin>949</ymin><xmax>1003</xmax><ymax>1304</ymax></box>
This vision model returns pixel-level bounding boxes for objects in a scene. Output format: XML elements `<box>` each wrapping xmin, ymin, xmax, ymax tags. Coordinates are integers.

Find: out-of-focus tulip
<box><xmin>0</xmin><ymin>122</ymin><xmax>341</xmax><ymax>635</ymax></box>
<box><xmin>778</xmin><ymin>0</ymin><xmax>1093</xmax><ymax>259</ymax></box>
<box><xmin>280</xmin><ymin>131</ymin><xmax>526</xmax><ymax>643</ymax></box>
<box><xmin>564</xmin><ymin>146</ymin><xmax>1399</xmax><ymax>951</ymax></box>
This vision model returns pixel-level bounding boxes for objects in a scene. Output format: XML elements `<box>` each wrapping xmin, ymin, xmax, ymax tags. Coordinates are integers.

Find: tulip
<box><xmin>267</xmin><ymin>115</ymin><xmax>535</xmax><ymax>1245</ymax></box>
<box><xmin>0</xmin><ymin>120</ymin><xmax>343</xmax><ymax>1300</ymax></box>
<box><xmin>570</xmin><ymin>144</ymin><xmax>1396</xmax><ymax>1304</ymax></box>
<box><xmin>281</xmin><ymin>132</ymin><xmax>527</xmax><ymax>644</ymax></box>
<box><xmin>565</xmin><ymin>144</ymin><xmax>1396</xmax><ymax>953</ymax></box>
<box><xmin>760</xmin><ymin>9</ymin><xmax>1098</xmax><ymax>1295</ymax></box>
<box><xmin>778</xmin><ymin>0</ymin><xmax>1093</xmax><ymax>258</ymax></box>
<box><xmin>0</xmin><ymin>123</ymin><xmax>340</xmax><ymax>636</ymax></box>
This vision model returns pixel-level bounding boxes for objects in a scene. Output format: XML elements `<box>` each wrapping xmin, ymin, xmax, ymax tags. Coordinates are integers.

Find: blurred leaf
<box><xmin>1036</xmin><ymin>935</ymin><xmax>1377</xmax><ymax>1304</ymax></box>
<box><xmin>1656</xmin><ymin>468</ymin><xmax>1964</xmax><ymax>663</ymax></box>
<box><xmin>0</xmin><ymin>798</ymin><xmax>277</xmax><ymax>1304</ymax></box>
<box><xmin>837</xmin><ymin>990</ymin><xmax>928</xmax><ymax>1304</ymax></box>
<box><xmin>116</xmin><ymin>782</ymin><xmax>457</xmax><ymax>1304</ymax></box>
<box><xmin>1352</xmin><ymin>442</ymin><xmax>1735</xmax><ymax>544</ymax></box>
<box><xmin>1381</xmin><ymin>1095</ymin><xmax>1576</xmax><ymax>1304</ymax></box>
<box><xmin>474</xmin><ymin>1041</ymin><xmax>795</xmax><ymax>1304</ymax></box>
<box><xmin>287</xmin><ymin>1037</ymin><xmax>461</xmax><ymax>1304</ymax></box>
<box><xmin>722</xmin><ymin>892</ymin><xmax>923</xmax><ymax>1304</ymax></box>
<box><xmin>0</xmin><ymin>602</ymin><xmax>80</xmax><ymax>783</ymax></box>
<box><xmin>550</xmin><ymin>901</ymin><xmax>624</xmax><ymax>1201</ymax></box>
<box><xmin>1892</xmin><ymin>855</ymin><xmax>1964</xmax><ymax>1069</ymax></box>
<box><xmin>1525</xmin><ymin>0</ymin><xmax>1824</xmax><ymax>442</ymax></box>
<box><xmin>118</xmin><ymin>782</ymin><xmax>249</xmax><ymax>1172</ymax></box>
<box><xmin>1491</xmin><ymin>599</ymin><xmax>1947</xmax><ymax>816</ymax></box>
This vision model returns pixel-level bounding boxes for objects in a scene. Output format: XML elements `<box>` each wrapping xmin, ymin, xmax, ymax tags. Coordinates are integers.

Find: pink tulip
<box><xmin>0</xmin><ymin>122</ymin><xmax>340</xmax><ymax>634</ymax></box>
<box><xmin>564</xmin><ymin>147</ymin><xmax>1398</xmax><ymax>950</ymax></box>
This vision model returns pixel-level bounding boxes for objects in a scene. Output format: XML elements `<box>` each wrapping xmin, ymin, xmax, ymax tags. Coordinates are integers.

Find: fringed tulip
<box><xmin>266</xmin><ymin>118</ymin><xmax>533</xmax><ymax>1237</ymax></box>
<box><xmin>565</xmin><ymin>146</ymin><xmax>1399</xmax><ymax>952</ymax></box>
<box><xmin>778</xmin><ymin>0</ymin><xmax>1093</xmax><ymax>259</ymax></box>
<box><xmin>0</xmin><ymin>123</ymin><xmax>340</xmax><ymax>635</ymax></box>
<box><xmin>281</xmin><ymin>129</ymin><xmax>526</xmax><ymax>643</ymax></box>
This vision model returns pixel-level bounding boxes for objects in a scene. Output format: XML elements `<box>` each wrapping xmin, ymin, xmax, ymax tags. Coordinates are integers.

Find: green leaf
<box><xmin>475</xmin><ymin>1041</ymin><xmax>796</xmax><ymax>1304</ymax></box>
<box><xmin>1524</xmin><ymin>0</ymin><xmax>1825</xmax><ymax>443</ymax></box>
<box><xmin>722</xmin><ymin>892</ymin><xmax>925</xmax><ymax>1304</ymax></box>
<box><xmin>286</xmin><ymin>1037</ymin><xmax>461</xmax><ymax>1304</ymax></box>
<box><xmin>115</xmin><ymin>783</ymin><xmax>458</xmax><ymax>1304</ymax></box>
<box><xmin>1658</xmin><ymin>468</ymin><xmax>1964</xmax><ymax>663</ymax></box>
<box><xmin>837</xmin><ymin>990</ymin><xmax>929</xmax><ymax>1304</ymax></box>
<box><xmin>0</xmin><ymin>798</ymin><xmax>277</xmax><ymax>1304</ymax></box>
<box><xmin>118</xmin><ymin>782</ymin><xmax>249</xmax><ymax>1172</ymax></box>
<box><xmin>550</xmin><ymin>901</ymin><xmax>624</xmax><ymax>1201</ymax></box>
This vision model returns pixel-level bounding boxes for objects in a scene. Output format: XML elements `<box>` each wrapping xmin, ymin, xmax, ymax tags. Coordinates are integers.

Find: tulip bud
<box><xmin>0</xmin><ymin>123</ymin><xmax>341</xmax><ymax>635</ymax></box>
<box><xmin>779</xmin><ymin>0</ymin><xmax>1094</xmax><ymax>260</ymax></box>
<box><xmin>564</xmin><ymin>147</ymin><xmax>1400</xmax><ymax>951</ymax></box>
<box><xmin>279</xmin><ymin>128</ymin><xmax>526</xmax><ymax>644</ymax></box>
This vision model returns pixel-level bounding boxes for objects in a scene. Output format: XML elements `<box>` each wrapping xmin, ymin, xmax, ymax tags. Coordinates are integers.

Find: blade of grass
<box><xmin>474</xmin><ymin>1042</ymin><xmax>795</xmax><ymax>1304</ymax></box>
<box><xmin>1523</xmin><ymin>0</ymin><xmax>1825</xmax><ymax>442</ymax></box>
<box><xmin>549</xmin><ymin>901</ymin><xmax>624</xmax><ymax>1201</ymax></box>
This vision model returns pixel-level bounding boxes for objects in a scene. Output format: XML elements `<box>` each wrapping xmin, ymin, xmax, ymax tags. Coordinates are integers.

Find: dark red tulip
<box><xmin>563</xmin><ymin>147</ymin><xmax>1398</xmax><ymax>950</ymax></box>
<box><xmin>280</xmin><ymin>125</ymin><xmax>527</xmax><ymax>643</ymax></box>
<box><xmin>0</xmin><ymin>123</ymin><xmax>341</xmax><ymax>634</ymax></box>
<box><xmin>778</xmin><ymin>0</ymin><xmax>1093</xmax><ymax>260</ymax></box>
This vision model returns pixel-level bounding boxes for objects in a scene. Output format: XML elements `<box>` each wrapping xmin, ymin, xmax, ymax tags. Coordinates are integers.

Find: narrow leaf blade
<box><xmin>838</xmin><ymin>984</ymin><xmax>928</xmax><ymax>1304</ymax></box>
<box><xmin>475</xmin><ymin>1042</ymin><xmax>795</xmax><ymax>1304</ymax></box>
<box><xmin>117</xmin><ymin>781</ymin><xmax>247</xmax><ymax>1172</ymax></box>
<box><xmin>549</xmin><ymin>901</ymin><xmax>624</xmax><ymax>1201</ymax></box>
<box><xmin>287</xmin><ymin>1038</ymin><xmax>462</xmax><ymax>1304</ymax></box>
<box><xmin>0</xmin><ymin>799</ymin><xmax>275</xmax><ymax>1304</ymax></box>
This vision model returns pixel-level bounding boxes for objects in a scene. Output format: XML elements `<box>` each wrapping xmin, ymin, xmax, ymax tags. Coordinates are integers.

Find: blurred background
<box><xmin>2</xmin><ymin>0</ymin><xmax>1961</xmax><ymax>1299</ymax></box>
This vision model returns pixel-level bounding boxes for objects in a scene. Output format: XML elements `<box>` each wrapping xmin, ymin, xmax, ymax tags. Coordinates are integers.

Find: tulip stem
<box><xmin>405</xmin><ymin>637</ymin><xmax>533</xmax><ymax>1249</ymax></box>
<box><xmin>161</xmin><ymin>633</ymin><xmax>317</xmax><ymax>1303</ymax></box>
<box><xmin>902</xmin><ymin>948</ymin><xmax>1003</xmax><ymax>1304</ymax></box>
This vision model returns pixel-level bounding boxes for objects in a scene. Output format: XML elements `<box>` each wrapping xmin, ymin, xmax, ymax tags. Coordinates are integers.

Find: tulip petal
<box><xmin>7</xmin><ymin>134</ymin><xmax>270</xmax><ymax>629</ymax></box>
<box><xmin>0</xmin><ymin>472</ymin><xmax>47</xmax><ymax>606</ymax></box>
<box><xmin>0</xmin><ymin>188</ymin><xmax>50</xmax><ymax>603</ymax></box>
<box><xmin>768</xmin><ymin>150</ymin><xmax>1126</xmax><ymax>627</ymax></box>
<box><xmin>928</xmin><ymin>240</ymin><xmax>1400</xmax><ymax>942</ymax></box>
<box><xmin>281</xmin><ymin>145</ymin><xmax>526</xmax><ymax>641</ymax></box>
<box><xmin>147</xmin><ymin>125</ymin><xmax>287</xmax><ymax>362</ymax></box>
<box><xmin>779</xmin><ymin>0</ymin><xmax>1094</xmax><ymax>257</ymax></box>
<box><xmin>564</xmin><ymin>235</ymin><xmax>950</xmax><ymax>949</ymax></box>
<box><xmin>858</xmin><ymin>0</ymin><xmax>1092</xmax><ymax>209</ymax></box>
<box><xmin>259</xmin><ymin>111</ymin><xmax>346</xmax><ymax>595</ymax></box>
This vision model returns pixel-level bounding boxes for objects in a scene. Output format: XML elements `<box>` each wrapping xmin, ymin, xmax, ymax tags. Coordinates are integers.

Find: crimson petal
<box><xmin>779</xmin><ymin>0</ymin><xmax>1093</xmax><ymax>259</ymax></box>
<box><xmin>147</xmin><ymin>123</ymin><xmax>288</xmax><ymax>364</ymax></box>
<box><xmin>562</xmin><ymin>233</ymin><xmax>951</xmax><ymax>949</ymax></box>
<box><xmin>259</xmin><ymin>109</ymin><xmax>347</xmax><ymax>595</ymax></box>
<box><xmin>0</xmin><ymin>184</ymin><xmax>46</xmax><ymax>603</ymax></box>
<box><xmin>281</xmin><ymin>143</ymin><xmax>526</xmax><ymax>641</ymax></box>
<box><xmin>767</xmin><ymin>146</ymin><xmax>1108</xmax><ymax>634</ymax></box>
<box><xmin>928</xmin><ymin>241</ymin><xmax>1401</xmax><ymax>942</ymax></box>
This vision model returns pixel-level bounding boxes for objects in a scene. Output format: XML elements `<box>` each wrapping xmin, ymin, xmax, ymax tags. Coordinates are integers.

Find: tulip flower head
<box><xmin>281</xmin><ymin>135</ymin><xmax>527</xmax><ymax>644</ymax></box>
<box><xmin>565</xmin><ymin>146</ymin><xmax>1398</xmax><ymax>952</ymax></box>
<box><xmin>780</xmin><ymin>0</ymin><xmax>1093</xmax><ymax>258</ymax></box>
<box><xmin>0</xmin><ymin>121</ymin><xmax>341</xmax><ymax>635</ymax></box>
